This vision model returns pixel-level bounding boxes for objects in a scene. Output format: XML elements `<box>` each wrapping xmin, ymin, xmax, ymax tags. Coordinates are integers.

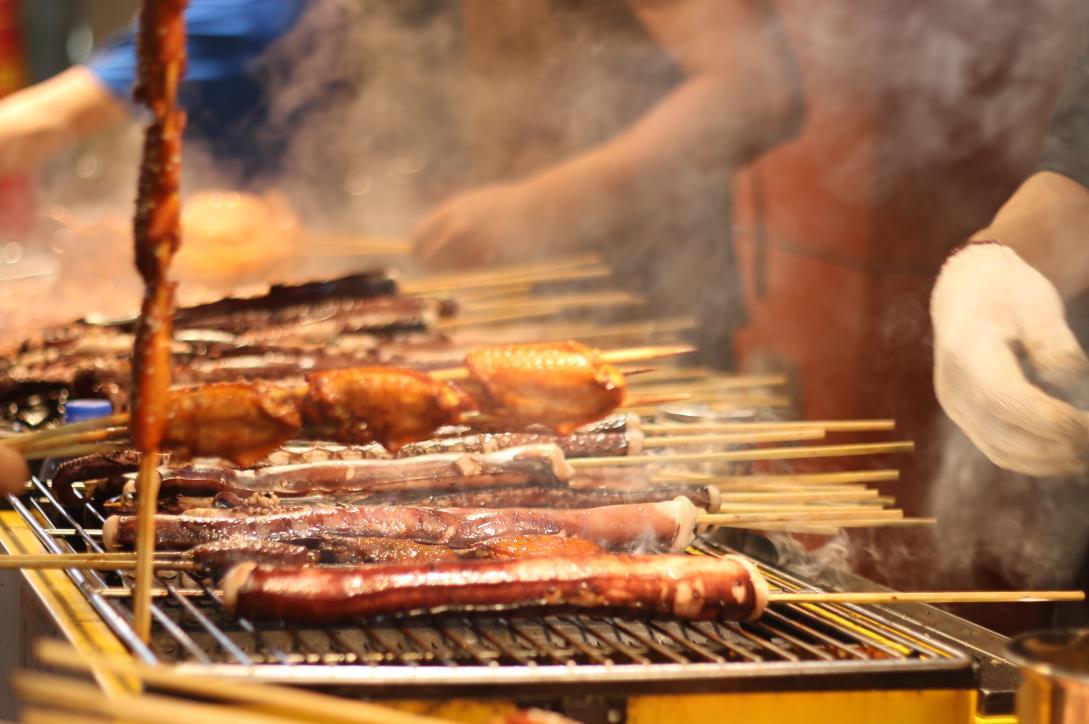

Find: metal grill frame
<box><xmin>7</xmin><ymin>475</ymin><xmax>978</xmax><ymax>696</ymax></box>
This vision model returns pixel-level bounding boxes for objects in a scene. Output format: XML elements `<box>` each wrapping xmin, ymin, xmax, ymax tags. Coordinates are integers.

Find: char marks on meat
<box><xmin>221</xmin><ymin>554</ymin><xmax>768</xmax><ymax>624</ymax></box>
<box><xmin>187</xmin><ymin>538</ymin><xmax>318</xmax><ymax>574</ymax></box>
<box><xmin>103</xmin><ymin>497</ymin><xmax>702</xmax><ymax>553</ymax></box>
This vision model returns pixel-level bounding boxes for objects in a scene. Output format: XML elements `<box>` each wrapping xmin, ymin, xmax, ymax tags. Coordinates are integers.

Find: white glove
<box><xmin>931</xmin><ymin>242</ymin><xmax>1089</xmax><ymax>476</ymax></box>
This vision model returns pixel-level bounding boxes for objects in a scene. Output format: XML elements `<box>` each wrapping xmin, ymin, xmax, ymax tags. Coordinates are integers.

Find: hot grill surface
<box><xmin>8</xmin><ymin>476</ymin><xmax>975</xmax><ymax>693</ymax></box>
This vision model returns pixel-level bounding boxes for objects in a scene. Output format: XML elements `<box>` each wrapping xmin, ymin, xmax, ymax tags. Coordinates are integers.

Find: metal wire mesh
<box><xmin>8</xmin><ymin>475</ymin><xmax>974</xmax><ymax>690</ymax></box>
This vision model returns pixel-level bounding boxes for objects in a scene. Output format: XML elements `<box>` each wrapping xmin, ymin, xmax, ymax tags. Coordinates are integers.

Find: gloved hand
<box><xmin>931</xmin><ymin>241</ymin><xmax>1089</xmax><ymax>476</ymax></box>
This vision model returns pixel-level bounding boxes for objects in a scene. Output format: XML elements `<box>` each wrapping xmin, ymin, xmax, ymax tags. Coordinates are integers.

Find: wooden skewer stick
<box><xmin>555</xmin><ymin>317</ymin><xmax>697</xmax><ymax>343</ymax></box>
<box><xmin>703</xmin><ymin>396</ymin><xmax>794</xmax><ymax>410</ymax></box>
<box><xmin>687</xmin><ymin>392</ymin><xmax>794</xmax><ymax>406</ymax></box>
<box><xmin>626</xmin><ymin>367</ymin><xmax>714</xmax><ymax>384</ymax></box>
<box><xmin>715</xmin><ymin>503</ymin><xmax>893</xmax><ymax>514</ymax></box>
<box><xmin>571</xmin><ymin>441</ymin><xmax>914</xmax><ymax>468</ymax></box>
<box><xmin>16</xmin><ymin>426</ymin><xmax>127</xmax><ymax>454</ymax></box>
<box><xmin>5</xmin><ymin>344</ymin><xmax>696</xmax><ymax>454</ymax></box>
<box><xmin>461</xmin><ymin>290</ymin><xmax>645</xmax><ymax>313</ymax></box>
<box><xmin>13</xmin><ymin>673</ymin><xmax>327</xmax><ymax>724</ymax></box>
<box><xmin>23</xmin><ymin>443</ymin><xmax>126</xmax><ymax>462</ymax></box>
<box><xmin>36</xmin><ymin>639</ymin><xmax>454</xmax><ymax>724</ymax></box>
<box><xmin>718</xmin><ymin>489</ymin><xmax>882</xmax><ymax>503</ymax></box>
<box><xmin>642</xmin><ymin>430</ymin><xmax>825</xmax><ymax>448</ymax></box>
<box><xmin>0</xmin><ymin>556</ymin><xmax>196</xmax><ymax>571</ymax></box>
<box><xmin>405</xmin><ymin>258</ymin><xmax>609</xmax><ymax>295</ymax></box>
<box><xmin>132</xmin><ymin>453</ymin><xmax>160</xmax><ymax>642</ymax></box>
<box><xmin>770</xmin><ymin>590</ymin><xmax>1086</xmax><ymax>605</ymax></box>
<box><xmin>438</xmin><ymin>307</ymin><xmax>583</xmax><ymax>330</ymax></box>
<box><xmin>454</xmin><ymin>316</ymin><xmax>696</xmax><ymax>346</ymax></box>
<box><xmin>631</xmin><ymin>376</ymin><xmax>788</xmax><ymax>394</ymax></box>
<box><xmin>749</xmin><ymin>518</ymin><xmax>935</xmax><ymax>533</ymax></box>
<box><xmin>699</xmin><ymin>509</ymin><xmax>903</xmax><ymax>525</ymax></box>
<box><xmin>1</xmin><ymin>413</ymin><xmax>128</xmax><ymax>450</ymax></box>
<box><xmin>644</xmin><ymin>419</ymin><xmax>897</xmax><ymax>434</ymax></box>
<box><xmin>655</xmin><ymin>469</ymin><xmax>901</xmax><ymax>485</ymax></box>
<box><xmin>621</xmin><ymin>393</ymin><xmax>694</xmax><ymax>410</ymax></box>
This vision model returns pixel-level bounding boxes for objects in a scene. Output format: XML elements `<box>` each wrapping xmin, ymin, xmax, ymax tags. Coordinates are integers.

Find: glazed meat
<box><xmin>130</xmin><ymin>0</ymin><xmax>187</xmax><ymax>452</ymax></box>
<box><xmin>187</xmin><ymin>538</ymin><xmax>318</xmax><ymax>574</ymax></box>
<box><xmin>102</xmin><ymin>497</ymin><xmax>703</xmax><ymax>553</ymax></box>
<box><xmin>475</xmin><ymin>534</ymin><xmax>605</xmax><ymax>560</ymax></box>
<box><xmin>221</xmin><ymin>554</ymin><xmax>769</xmax><ymax>624</ymax></box>
<box><xmin>465</xmin><ymin>341</ymin><xmax>626</xmax><ymax>434</ymax></box>
<box><xmin>163</xmin><ymin>382</ymin><xmax>303</xmax><ymax>466</ymax></box>
<box><xmin>316</xmin><ymin>535</ymin><xmax>602</xmax><ymax>564</ymax></box>
<box><xmin>303</xmin><ymin>367</ymin><xmax>467</xmax><ymax>450</ymax></box>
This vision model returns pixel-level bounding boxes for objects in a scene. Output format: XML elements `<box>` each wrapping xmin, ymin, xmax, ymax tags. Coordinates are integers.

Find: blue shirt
<box><xmin>87</xmin><ymin>0</ymin><xmax>308</xmax><ymax>183</ymax></box>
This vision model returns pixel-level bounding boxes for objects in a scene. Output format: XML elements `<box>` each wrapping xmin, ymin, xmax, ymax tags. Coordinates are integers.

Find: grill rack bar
<box><xmin>8</xmin><ymin>475</ymin><xmax>978</xmax><ymax>692</ymax></box>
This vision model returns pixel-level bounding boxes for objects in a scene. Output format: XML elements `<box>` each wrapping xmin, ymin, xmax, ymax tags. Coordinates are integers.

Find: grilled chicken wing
<box><xmin>163</xmin><ymin>381</ymin><xmax>303</xmax><ymax>466</ymax></box>
<box><xmin>465</xmin><ymin>341</ymin><xmax>626</xmax><ymax>434</ymax></box>
<box><xmin>303</xmin><ymin>367</ymin><xmax>468</xmax><ymax>451</ymax></box>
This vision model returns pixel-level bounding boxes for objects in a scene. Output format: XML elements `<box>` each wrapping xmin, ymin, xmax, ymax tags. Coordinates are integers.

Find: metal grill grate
<box><xmin>8</xmin><ymin>475</ymin><xmax>975</xmax><ymax>693</ymax></box>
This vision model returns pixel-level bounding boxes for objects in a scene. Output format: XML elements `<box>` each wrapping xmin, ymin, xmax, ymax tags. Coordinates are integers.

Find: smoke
<box><xmin>929</xmin><ymin>415</ymin><xmax>1089</xmax><ymax>589</ymax></box>
<box><xmin>258</xmin><ymin>0</ymin><xmax>470</xmax><ymax>236</ymax></box>
<box><xmin>867</xmin><ymin>0</ymin><xmax>1077</xmax><ymax>203</ymax></box>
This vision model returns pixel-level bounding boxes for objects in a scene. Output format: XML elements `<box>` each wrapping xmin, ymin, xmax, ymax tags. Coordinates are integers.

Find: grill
<box><xmin>8</xmin><ymin>475</ymin><xmax>980</xmax><ymax>700</ymax></box>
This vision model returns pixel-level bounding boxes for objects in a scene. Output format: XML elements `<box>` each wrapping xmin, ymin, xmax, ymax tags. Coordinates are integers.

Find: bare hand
<box><xmin>412</xmin><ymin>182</ymin><xmax>547</xmax><ymax>268</ymax></box>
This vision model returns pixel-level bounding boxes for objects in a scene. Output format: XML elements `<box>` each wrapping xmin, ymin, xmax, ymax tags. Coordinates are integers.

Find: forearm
<box><xmin>974</xmin><ymin>171</ymin><xmax>1089</xmax><ymax>298</ymax></box>
<box><xmin>519</xmin><ymin>66</ymin><xmax>802</xmax><ymax>245</ymax></box>
<box><xmin>514</xmin><ymin>0</ymin><xmax>802</xmax><ymax>245</ymax></box>
<box><xmin>0</xmin><ymin>67</ymin><xmax>128</xmax><ymax>173</ymax></box>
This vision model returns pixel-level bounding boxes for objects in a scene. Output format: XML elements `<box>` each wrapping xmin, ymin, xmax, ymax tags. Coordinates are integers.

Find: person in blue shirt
<box><xmin>0</xmin><ymin>0</ymin><xmax>306</xmax><ymax>182</ymax></box>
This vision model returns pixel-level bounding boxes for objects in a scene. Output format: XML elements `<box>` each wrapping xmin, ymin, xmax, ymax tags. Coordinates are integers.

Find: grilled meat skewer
<box><xmin>185</xmin><ymin>533</ymin><xmax>604</xmax><ymax>574</ymax></box>
<box><xmin>102</xmin><ymin>480</ymin><xmax>719</xmax><ymax>515</ymax></box>
<box><xmin>221</xmin><ymin>554</ymin><xmax>768</xmax><ymax>623</ymax></box>
<box><xmin>102</xmin><ymin>497</ymin><xmax>702</xmax><ymax>553</ymax></box>
<box><xmin>41</xmin><ymin>344</ymin><xmax>632</xmax><ymax>465</ymax></box>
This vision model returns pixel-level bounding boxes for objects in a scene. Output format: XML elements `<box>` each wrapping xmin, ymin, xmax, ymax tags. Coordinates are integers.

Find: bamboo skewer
<box><xmin>22</xmin><ymin>443</ymin><xmax>126</xmax><ymax>462</ymax></box>
<box><xmin>630</xmin><ymin>376</ymin><xmax>787</xmax><ymax>394</ymax></box>
<box><xmin>14</xmin><ymin>673</ymin><xmax>326</xmax><ymax>724</ymax></box>
<box><xmin>34</xmin><ymin>639</ymin><xmax>454</xmax><ymax>724</ymax></box>
<box><xmin>655</xmin><ymin>469</ymin><xmax>901</xmax><ymax>485</ymax></box>
<box><xmin>644</xmin><ymin>420</ymin><xmax>897</xmax><ymax>434</ymax></box>
<box><xmin>461</xmin><ymin>290</ymin><xmax>645</xmax><ymax>313</ymax></box>
<box><xmin>750</xmin><ymin>518</ymin><xmax>937</xmax><ymax>532</ymax></box>
<box><xmin>717</xmin><ymin>489</ymin><xmax>882</xmax><ymax>503</ymax></box>
<box><xmin>642</xmin><ymin>430</ymin><xmax>825</xmax><ymax>448</ymax></box>
<box><xmin>698</xmin><ymin>509</ymin><xmax>903</xmax><ymax>525</ymax></box>
<box><xmin>1</xmin><ymin>413</ymin><xmax>128</xmax><ymax>451</ymax></box>
<box><xmin>0</xmin><ymin>555</ymin><xmax>196</xmax><ymax>571</ymax></box>
<box><xmin>404</xmin><ymin>256</ymin><xmax>608</xmax><ymax>295</ymax></box>
<box><xmin>16</xmin><ymin>426</ymin><xmax>127</xmax><ymax>454</ymax></box>
<box><xmin>454</xmin><ymin>316</ymin><xmax>697</xmax><ymax>346</ymax></box>
<box><xmin>0</xmin><ymin>344</ymin><xmax>695</xmax><ymax>455</ymax></box>
<box><xmin>570</xmin><ymin>441</ymin><xmax>914</xmax><ymax>468</ymax></box>
<box><xmin>132</xmin><ymin>453</ymin><xmax>160</xmax><ymax>642</ymax></box>
<box><xmin>770</xmin><ymin>590</ymin><xmax>1086</xmax><ymax>605</ymax></box>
